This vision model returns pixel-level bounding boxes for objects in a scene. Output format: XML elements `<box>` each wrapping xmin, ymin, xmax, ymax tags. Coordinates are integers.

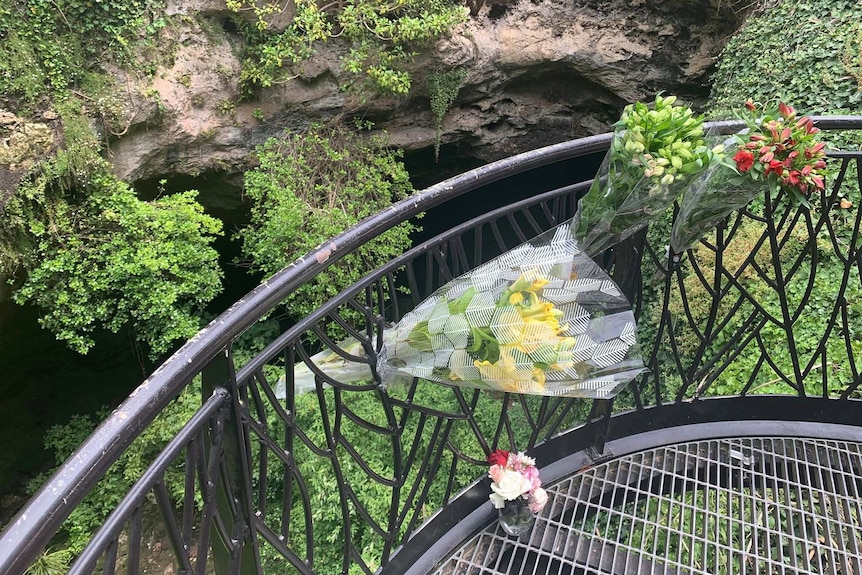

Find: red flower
<box><xmin>734</xmin><ymin>149</ymin><xmax>755</xmax><ymax>172</ymax></box>
<box><xmin>778</xmin><ymin>102</ymin><xmax>796</xmax><ymax>119</ymax></box>
<box><xmin>786</xmin><ymin>170</ymin><xmax>801</xmax><ymax>186</ymax></box>
<box><xmin>487</xmin><ymin>449</ymin><xmax>510</xmax><ymax>466</ymax></box>
<box><xmin>745</xmin><ymin>99</ymin><xmax>756</xmax><ymax>111</ymax></box>
<box><xmin>805</xmin><ymin>141</ymin><xmax>826</xmax><ymax>158</ymax></box>
<box><xmin>766</xmin><ymin>159</ymin><xmax>784</xmax><ymax>176</ymax></box>
<box><xmin>796</xmin><ymin>116</ymin><xmax>814</xmax><ymax>132</ymax></box>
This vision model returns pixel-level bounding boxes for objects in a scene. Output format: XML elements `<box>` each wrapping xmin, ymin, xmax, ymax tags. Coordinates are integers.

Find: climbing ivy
<box><xmin>0</xmin><ymin>0</ymin><xmax>165</xmax><ymax>108</ymax></box>
<box><xmin>427</xmin><ymin>67</ymin><xmax>467</xmax><ymax>160</ymax></box>
<box><xmin>709</xmin><ymin>0</ymin><xmax>862</xmax><ymax>119</ymax></box>
<box><xmin>227</xmin><ymin>0</ymin><xmax>467</xmax><ymax>96</ymax></box>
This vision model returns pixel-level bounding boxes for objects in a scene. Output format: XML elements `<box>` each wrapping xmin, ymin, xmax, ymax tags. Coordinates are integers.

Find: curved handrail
<box><xmin>2</xmin><ymin>116</ymin><xmax>862</xmax><ymax>574</ymax></box>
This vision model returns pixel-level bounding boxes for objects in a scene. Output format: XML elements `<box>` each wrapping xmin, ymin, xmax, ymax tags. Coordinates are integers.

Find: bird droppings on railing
<box><xmin>315</xmin><ymin>242</ymin><xmax>338</xmax><ymax>263</ymax></box>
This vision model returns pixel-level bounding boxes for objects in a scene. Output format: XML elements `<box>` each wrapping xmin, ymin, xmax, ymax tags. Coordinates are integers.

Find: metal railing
<box><xmin>1</xmin><ymin>118</ymin><xmax>861</xmax><ymax>575</ymax></box>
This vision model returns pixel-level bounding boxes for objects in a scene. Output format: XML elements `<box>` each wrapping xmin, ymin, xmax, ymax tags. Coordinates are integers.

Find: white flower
<box><xmin>513</xmin><ymin>452</ymin><xmax>535</xmax><ymax>467</ymax></box>
<box><xmin>489</xmin><ymin>492</ymin><xmax>506</xmax><ymax>509</ymax></box>
<box><xmin>491</xmin><ymin>469</ymin><xmax>533</xmax><ymax>501</ymax></box>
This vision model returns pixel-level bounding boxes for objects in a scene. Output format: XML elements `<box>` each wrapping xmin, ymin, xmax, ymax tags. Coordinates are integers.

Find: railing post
<box><xmin>202</xmin><ymin>348</ymin><xmax>260</xmax><ymax>575</ymax></box>
<box><xmin>610</xmin><ymin>228</ymin><xmax>647</xmax><ymax>312</ymax></box>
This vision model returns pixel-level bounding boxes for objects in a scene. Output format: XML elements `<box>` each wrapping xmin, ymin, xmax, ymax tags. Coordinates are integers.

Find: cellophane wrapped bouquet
<box><xmin>290</xmin><ymin>220</ymin><xmax>644</xmax><ymax>399</ymax></box>
<box><xmin>670</xmin><ymin>100</ymin><xmax>828</xmax><ymax>254</ymax></box>
<box><xmin>288</xmin><ymin>95</ymin><xmax>753</xmax><ymax>401</ymax></box>
<box><xmin>572</xmin><ymin>94</ymin><xmax>725</xmax><ymax>256</ymax></box>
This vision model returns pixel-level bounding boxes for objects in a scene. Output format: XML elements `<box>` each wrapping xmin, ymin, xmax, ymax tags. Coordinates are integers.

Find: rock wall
<box><xmin>106</xmin><ymin>0</ymin><xmax>740</xmax><ymax>183</ymax></box>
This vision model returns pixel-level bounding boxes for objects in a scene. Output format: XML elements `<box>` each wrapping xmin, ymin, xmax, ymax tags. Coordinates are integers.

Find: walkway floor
<box><xmin>433</xmin><ymin>437</ymin><xmax>862</xmax><ymax>574</ymax></box>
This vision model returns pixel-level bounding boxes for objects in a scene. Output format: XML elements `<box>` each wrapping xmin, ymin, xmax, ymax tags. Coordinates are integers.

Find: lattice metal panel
<box><xmin>434</xmin><ymin>437</ymin><xmax>862</xmax><ymax>574</ymax></box>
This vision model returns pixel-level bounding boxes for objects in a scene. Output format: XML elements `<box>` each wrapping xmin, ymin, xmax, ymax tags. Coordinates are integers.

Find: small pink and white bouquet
<box><xmin>487</xmin><ymin>449</ymin><xmax>549</xmax><ymax>514</ymax></box>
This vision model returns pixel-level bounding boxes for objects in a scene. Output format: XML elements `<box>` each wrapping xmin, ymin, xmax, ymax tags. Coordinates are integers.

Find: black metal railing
<box><xmin>1</xmin><ymin>118</ymin><xmax>861</xmax><ymax>575</ymax></box>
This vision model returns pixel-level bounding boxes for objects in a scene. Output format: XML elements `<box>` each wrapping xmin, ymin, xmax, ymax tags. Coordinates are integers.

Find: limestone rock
<box><xmin>104</xmin><ymin>0</ymin><xmax>739</xmax><ymax>182</ymax></box>
<box><xmin>1</xmin><ymin>110</ymin><xmax>58</xmax><ymax>202</ymax></box>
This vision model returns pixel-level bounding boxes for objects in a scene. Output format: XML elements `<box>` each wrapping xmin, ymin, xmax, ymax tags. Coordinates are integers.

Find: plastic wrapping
<box><xmin>285</xmin><ymin>219</ymin><xmax>645</xmax><ymax>399</ymax></box>
<box><xmin>377</xmin><ymin>221</ymin><xmax>645</xmax><ymax>398</ymax></box>
<box><xmin>572</xmin><ymin>95</ymin><xmax>724</xmax><ymax>256</ymax></box>
<box><xmin>671</xmin><ymin>101</ymin><xmax>828</xmax><ymax>254</ymax></box>
<box><xmin>670</xmin><ymin>135</ymin><xmax>761</xmax><ymax>254</ymax></box>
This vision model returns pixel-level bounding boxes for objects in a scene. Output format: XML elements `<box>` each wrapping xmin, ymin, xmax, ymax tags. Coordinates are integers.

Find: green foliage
<box><xmin>10</xmin><ymin>181</ymin><xmax>223</xmax><ymax>356</ymax></box>
<box><xmin>709</xmin><ymin>0</ymin><xmax>862</xmax><ymax>121</ymax></box>
<box><xmin>57</xmin><ymin>0</ymin><xmax>166</xmax><ymax>55</ymax></box>
<box><xmin>227</xmin><ymin>0</ymin><xmax>467</xmax><ymax>95</ymax></box>
<box><xmin>427</xmin><ymin>67</ymin><xmax>466</xmax><ymax>160</ymax></box>
<box><xmin>24</xmin><ymin>549</ymin><xmax>71</xmax><ymax>575</ymax></box>
<box><xmin>0</xmin><ymin>0</ymin><xmax>165</xmax><ymax>108</ymax></box>
<box><xmin>236</xmin><ymin>122</ymin><xmax>418</xmax><ymax>326</ymax></box>
<box><xmin>2</xmin><ymin>101</ymin><xmax>223</xmax><ymax>357</ymax></box>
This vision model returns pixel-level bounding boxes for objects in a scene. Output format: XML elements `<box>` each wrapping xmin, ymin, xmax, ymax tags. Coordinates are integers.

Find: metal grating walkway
<box><xmin>433</xmin><ymin>437</ymin><xmax>862</xmax><ymax>574</ymax></box>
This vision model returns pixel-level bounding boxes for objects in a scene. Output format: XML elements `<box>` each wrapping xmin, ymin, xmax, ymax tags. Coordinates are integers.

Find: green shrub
<box><xmin>236</xmin><ymin>122</ymin><xmax>419</xmax><ymax>327</ymax></box>
<box><xmin>228</xmin><ymin>0</ymin><xmax>467</xmax><ymax>95</ymax></box>
<box><xmin>2</xmin><ymin>101</ymin><xmax>223</xmax><ymax>357</ymax></box>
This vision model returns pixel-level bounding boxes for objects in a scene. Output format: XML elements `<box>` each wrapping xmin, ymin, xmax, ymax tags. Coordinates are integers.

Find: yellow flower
<box><xmin>508</xmin><ymin>273</ymin><xmax>549</xmax><ymax>295</ymax></box>
<box><xmin>519</xmin><ymin>321</ymin><xmax>557</xmax><ymax>353</ymax></box>
<box><xmin>519</xmin><ymin>302</ymin><xmax>565</xmax><ymax>334</ymax></box>
<box><xmin>528</xmin><ymin>277</ymin><xmax>549</xmax><ymax>291</ymax></box>
<box><xmin>531</xmin><ymin>367</ymin><xmax>546</xmax><ymax>387</ymax></box>
<box><xmin>474</xmin><ymin>360</ymin><xmax>522</xmax><ymax>392</ymax></box>
<box><xmin>508</xmin><ymin>292</ymin><xmax>525</xmax><ymax>305</ymax></box>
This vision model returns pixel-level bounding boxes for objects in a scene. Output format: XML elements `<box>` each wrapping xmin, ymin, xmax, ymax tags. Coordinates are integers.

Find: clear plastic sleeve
<box><xmin>571</xmin><ymin>96</ymin><xmax>724</xmax><ymax>256</ymax></box>
<box><xmin>670</xmin><ymin>135</ymin><xmax>762</xmax><ymax>254</ymax></box>
<box><xmin>285</xmin><ymin>219</ymin><xmax>645</xmax><ymax>399</ymax></box>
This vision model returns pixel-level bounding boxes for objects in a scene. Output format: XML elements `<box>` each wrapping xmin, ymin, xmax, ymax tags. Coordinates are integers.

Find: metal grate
<box><xmin>433</xmin><ymin>437</ymin><xmax>862</xmax><ymax>574</ymax></box>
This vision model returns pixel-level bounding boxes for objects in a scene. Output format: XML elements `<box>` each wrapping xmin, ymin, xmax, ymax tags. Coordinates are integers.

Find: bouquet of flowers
<box><xmin>487</xmin><ymin>449</ymin><xmax>548</xmax><ymax>513</ymax></box>
<box><xmin>286</xmin><ymin>220</ymin><xmax>645</xmax><ymax>399</ymax></box>
<box><xmin>670</xmin><ymin>100</ymin><xmax>828</xmax><ymax>254</ymax></box>
<box><xmin>572</xmin><ymin>94</ymin><xmax>726</xmax><ymax>256</ymax></box>
<box><xmin>285</xmin><ymin>98</ymin><xmax>753</xmax><ymax>400</ymax></box>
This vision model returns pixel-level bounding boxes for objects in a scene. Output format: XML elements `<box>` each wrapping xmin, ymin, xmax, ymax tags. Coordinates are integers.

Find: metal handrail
<box><xmin>2</xmin><ymin>116</ymin><xmax>862</xmax><ymax>575</ymax></box>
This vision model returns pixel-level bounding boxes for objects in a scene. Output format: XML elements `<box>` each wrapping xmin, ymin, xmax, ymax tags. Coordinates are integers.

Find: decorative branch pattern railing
<box><xmin>1</xmin><ymin>119</ymin><xmax>861</xmax><ymax>575</ymax></box>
